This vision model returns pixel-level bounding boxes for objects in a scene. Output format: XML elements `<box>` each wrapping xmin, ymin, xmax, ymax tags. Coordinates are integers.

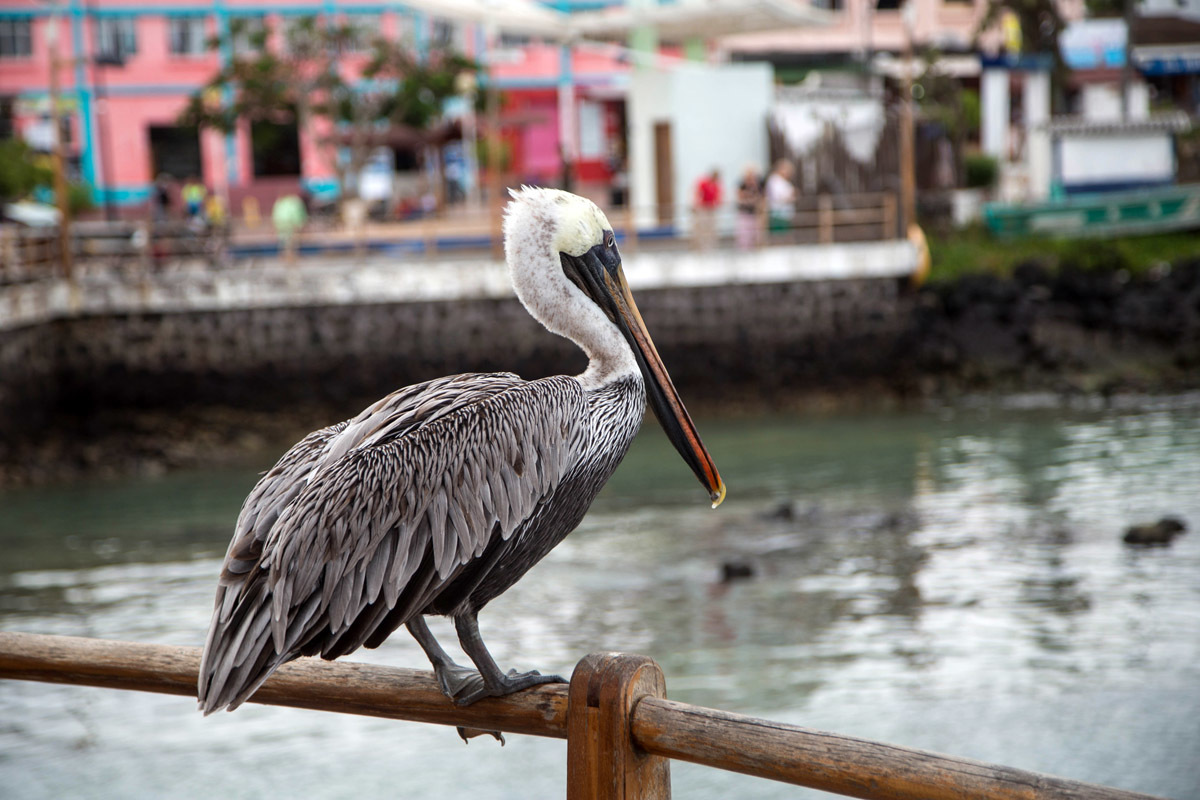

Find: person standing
<box><xmin>735</xmin><ymin>166</ymin><xmax>763</xmax><ymax>250</ymax></box>
<box><xmin>692</xmin><ymin>168</ymin><xmax>722</xmax><ymax>250</ymax></box>
<box><xmin>182</xmin><ymin>177</ymin><xmax>206</xmax><ymax>221</ymax></box>
<box><xmin>153</xmin><ymin>174</ymin><xmax>173</xmax><ymax>222</ymax></box>
<box><xmin>765</xmin><ymin>159</ymin><xmax>796</xmax><ymax>235</ymax></box>
<box><xmin>272</xmin><ymin>193</ymin><xmax>308</xmax><ymax>264</ymax></box>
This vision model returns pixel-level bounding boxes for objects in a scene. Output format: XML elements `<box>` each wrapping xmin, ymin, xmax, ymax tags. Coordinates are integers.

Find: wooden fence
<box><xmin>0</xmin><ymin>631</ymin><xmax>1167</xmax><ymax>800</ymax></box>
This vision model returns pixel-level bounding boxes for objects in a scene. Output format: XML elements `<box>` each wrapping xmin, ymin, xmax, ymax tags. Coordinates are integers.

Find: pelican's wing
<box><xmin>198</xmin><ymin>373</ymin><xmax>588</xmax><ymax>712</ymax></box>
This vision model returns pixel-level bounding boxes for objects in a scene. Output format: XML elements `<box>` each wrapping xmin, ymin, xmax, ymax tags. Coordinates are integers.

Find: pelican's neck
<box><xmin>505</xmin><ymin>212</ymin><xmax>639</xmax><ymax>392</ymax></box>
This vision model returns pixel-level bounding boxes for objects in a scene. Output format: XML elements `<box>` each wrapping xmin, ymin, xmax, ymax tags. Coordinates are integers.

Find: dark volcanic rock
<box><xmin>1123</xmin><ymin>516</ymin><xmax>1188</xmax><ymax>547</ymax></box>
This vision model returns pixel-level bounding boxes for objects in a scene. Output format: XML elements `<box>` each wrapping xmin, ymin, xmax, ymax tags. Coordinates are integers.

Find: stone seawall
<box><xmin>0</xmin><ymin>322</ymin><xmax>62</xmax><ymax>437</ymax></box>
<box><xmin>8</xmin><ymin>277</ymin><xmax>910</xmax><ymax>428</ymax></box>
<box><xmin>0</xmin><ymin>242</ymin><xmax>918</xmax><ymax>444</ymax></box>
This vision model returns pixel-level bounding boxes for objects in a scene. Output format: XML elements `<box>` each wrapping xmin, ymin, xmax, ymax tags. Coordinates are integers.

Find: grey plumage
<box><xmin>198</xmin><ymin>371</ymin><xmax>643</xmax><ymax>713</ymax></box>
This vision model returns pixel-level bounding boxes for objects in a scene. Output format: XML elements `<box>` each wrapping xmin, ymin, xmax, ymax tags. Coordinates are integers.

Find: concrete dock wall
<box><xmin>0</xmin><ymin>242</ymin><xmax>917</xmax><ymax>439</ymax></box>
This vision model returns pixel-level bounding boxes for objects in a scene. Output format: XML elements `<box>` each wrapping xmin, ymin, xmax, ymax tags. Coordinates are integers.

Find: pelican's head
<box><xmin>504</xmin><ymin>187</ymin><xmax>725</xmax><ymax>508</ymax></box>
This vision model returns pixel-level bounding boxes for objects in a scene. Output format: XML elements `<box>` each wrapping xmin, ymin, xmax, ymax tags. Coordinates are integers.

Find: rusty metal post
<box><xmin>567</xmin><ymin>652</ymin><xmax>671</xmax><ymax>800</ymax></box>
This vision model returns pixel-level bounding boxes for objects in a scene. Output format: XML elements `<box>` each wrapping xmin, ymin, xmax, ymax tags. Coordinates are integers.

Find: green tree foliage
<box><xmin>976</xmin><ymin>0</ymin><xmax>1071</xmax><ymax>111</ymax></box>
<box><xmin>1083</xmin><ymin>0</ymin><xmax>1129</xmax><ymax>18</ymax></box>
<box><xmin>964</xmin><ymin>153</ymin><xmax>998</xmax><ymax>188</ymax></box>
<box><xmin>976</xmin><ymin>0</ymin><xmax>1068</xmax><ymax>59</ymax></box>
<box><xmin>179</xmin><ymin>16</ymin><xmax>477</xmax><ymax>200</ymax></box>
<box><xmin>0</xmin><ymin>139</ymin><xmax>53</xmax><ymax>202</ymax></box>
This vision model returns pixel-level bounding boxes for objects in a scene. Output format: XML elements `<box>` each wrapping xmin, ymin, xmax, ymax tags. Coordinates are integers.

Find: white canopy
<box><xmin>400</xmin><ymin>0</ymin><xmax>826</xmax><ymax>42</ymax></box>
<box><xmin>572</xmin><ymin>0</ymin><xmax>829</xmax><ymax>42</ymax></box>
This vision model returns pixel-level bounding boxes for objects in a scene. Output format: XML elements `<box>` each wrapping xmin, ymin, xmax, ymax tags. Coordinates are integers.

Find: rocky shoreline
<box><xmin>902</xmin><ymin>257</ymin><xmax>1200</xmax><ymax>396</ymax></box>
<box><xmin>2</xmin><ymin>257</ymin><xmax>1198</xmax><ymax>488</ymax></box>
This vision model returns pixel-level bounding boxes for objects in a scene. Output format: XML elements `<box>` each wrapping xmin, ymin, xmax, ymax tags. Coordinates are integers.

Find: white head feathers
<box><xmin>504</xmin><ymin>186</ymin><xmax>610</xmax><ymax>258</ymax></box>
<box><xmin>502</xmin><ymin>186</ymin><xmax>636</xmax><ymax>389</ymax></box>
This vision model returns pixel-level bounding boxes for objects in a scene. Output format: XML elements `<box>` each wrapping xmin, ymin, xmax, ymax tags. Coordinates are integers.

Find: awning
<box><xmin>1134</xmin><ymin>44</ymin><xmax>1200</xmax><ymax>75</ymax></box>
<box><xmin>570</xmin><ymin>0</ymin><xmax>829</xmax><ymax>42</ymax></box>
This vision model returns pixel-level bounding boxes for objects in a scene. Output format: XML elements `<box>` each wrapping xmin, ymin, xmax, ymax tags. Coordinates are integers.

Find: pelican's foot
<box><xmin>438</xmin><ymin>666</ymin><xmax>565</xmax><ymax>706</ymax></box>
<box><xmin>499</xmin><ymin>668</ymin><xmax>567</xmax><ymax>693</ymax></box>
<box><xmin>433</xmin><ymin>663</ymin><xmax>488</xmax><ymax>702</ymax></box>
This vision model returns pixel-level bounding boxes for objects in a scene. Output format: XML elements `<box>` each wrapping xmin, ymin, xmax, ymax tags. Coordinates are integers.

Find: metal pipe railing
<box><xmin>0</xmin><ymin>631</ymin><xmax>1169</xmax><ymax>800</ymax></box>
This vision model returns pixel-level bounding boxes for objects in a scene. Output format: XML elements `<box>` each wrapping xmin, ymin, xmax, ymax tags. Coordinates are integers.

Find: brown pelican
<box><xmin>198</xmin><ymin>187</ymin><xmax>725</xmax><ymax>714</ymax></box>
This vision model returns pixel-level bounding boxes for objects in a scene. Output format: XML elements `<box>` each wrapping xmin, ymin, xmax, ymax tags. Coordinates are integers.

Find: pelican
<box><xmin>198</xmin><ymin>187</ymin><xmax>725</xmax><ymax>714</ymax></box>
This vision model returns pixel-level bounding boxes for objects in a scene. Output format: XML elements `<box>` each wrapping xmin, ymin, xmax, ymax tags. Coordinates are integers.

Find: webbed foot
<box><xmin>434</xmin><ymin>664</ymin><xmax>565</xmax><ymax>706</ymax></box>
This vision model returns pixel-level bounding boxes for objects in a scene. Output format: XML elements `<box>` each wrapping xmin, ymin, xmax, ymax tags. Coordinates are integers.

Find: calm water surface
<box><xmin>2</xmin><ymin>397</ymin><xmax>1199</xmax><ymax>799</ymax></box>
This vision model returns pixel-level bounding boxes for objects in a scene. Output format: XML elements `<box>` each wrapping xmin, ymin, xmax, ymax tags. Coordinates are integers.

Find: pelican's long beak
<box><xmin>561</xmin><ymin>241</ymin><xmax>726</xmax><ymax>507</ymax></box>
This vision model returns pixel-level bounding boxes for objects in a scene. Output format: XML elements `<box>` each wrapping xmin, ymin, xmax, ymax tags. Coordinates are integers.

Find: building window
<box><xmin>230</xmin><ymin>16</ymin><xmax>266</xmax><ymax>55</ymax></box>
<box><xmin>149</xmin><ymin>125</ymin><xmax>202</xmax><ymax>180</ymax></box>
<box><xmin>169</xmin><ymin>16</ymin><xmax>208</xmax><ymax>56</ymax></box>
<box><xmin>0</xmin><ymin>18</ymin><xmax>33</xmax><ymax>58</ymax></box>
<box><xmin>431</xmin><ymin>17</ymin><xmax>463</xmax><ymax>51</ymax></box>
<box><xmin>95</xmin><ymin>18</ymin><xmax>138</xmax><ymax>61</ymax></box>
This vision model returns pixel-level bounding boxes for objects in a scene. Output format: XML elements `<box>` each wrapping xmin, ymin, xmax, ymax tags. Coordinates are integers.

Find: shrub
<box><xmin>964</xmin><ymin>153</ymin><xmax>998</xmax><ymax>189</ymax></box>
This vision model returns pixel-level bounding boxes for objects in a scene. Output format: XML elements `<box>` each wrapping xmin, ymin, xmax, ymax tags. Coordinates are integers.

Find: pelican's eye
<box><xmin>604</xmin><ymin>231</ymin><xmax>615</xmax><ymax>249</ymax></box>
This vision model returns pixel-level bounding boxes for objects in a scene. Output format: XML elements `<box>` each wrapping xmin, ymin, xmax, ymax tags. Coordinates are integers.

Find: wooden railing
<box><xmin>0</xmin><ymin>631</ymin><xmax>1167</xmax><ymax>800</ymax></box>
<box><xmin>1</xmin><ymin>221</ymin><xmax>228</xmax><ymax>283</ymax></box>
<box><xmin>2</xmin><ymin>190</ymin><xmax>902</xmax><ymax>281</ymax></box>
<box><xmin>0</xmin><ymin>225</ymin><xmax>63</xmax><ymax>283</ymax></box>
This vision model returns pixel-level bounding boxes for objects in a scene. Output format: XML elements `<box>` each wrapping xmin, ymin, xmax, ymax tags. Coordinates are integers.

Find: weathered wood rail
<box><xmin>0</xmin><ymin>631</ymin><xmax>1169</xmax><ymax>800</ymax></box>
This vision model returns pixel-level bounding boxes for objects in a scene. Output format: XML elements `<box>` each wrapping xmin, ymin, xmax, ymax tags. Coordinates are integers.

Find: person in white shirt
<box><xmin>764</xmin><ymin>159</ymin><xmax>796</xmax><ymax>233</ymax></box>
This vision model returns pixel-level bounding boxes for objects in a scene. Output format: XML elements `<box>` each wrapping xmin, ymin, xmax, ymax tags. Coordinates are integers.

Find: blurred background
<box><xmin>1</xmin><ymin>0</ymin><xmax>1199</xmax><ymax>798</ymax></box>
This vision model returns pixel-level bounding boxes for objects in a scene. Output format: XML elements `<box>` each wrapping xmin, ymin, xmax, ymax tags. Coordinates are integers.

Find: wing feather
<box><xmin>199</xmin><ymin>373</ymin><xmax>589</xmax><ymax>713</ymax></box>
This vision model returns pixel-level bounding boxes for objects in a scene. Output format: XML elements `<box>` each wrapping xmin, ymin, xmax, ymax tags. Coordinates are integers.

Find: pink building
<box><xmin>0</xmin><ymin>0</ymin><xmax>630</xmax><ymax>214</ymax></box>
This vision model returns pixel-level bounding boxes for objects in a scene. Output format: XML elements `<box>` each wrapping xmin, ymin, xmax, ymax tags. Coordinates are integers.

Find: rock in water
<box><xmin>1123</xmin><ymin>517</ymin><xmax>1188</xmax><ymax>546</ymax></box>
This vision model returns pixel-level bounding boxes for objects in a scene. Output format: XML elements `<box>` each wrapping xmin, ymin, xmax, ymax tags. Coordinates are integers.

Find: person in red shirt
<box><xmin>693</xmin><ymin>168</ymin><xmax>722</xmax><ymax>250</ymax></box>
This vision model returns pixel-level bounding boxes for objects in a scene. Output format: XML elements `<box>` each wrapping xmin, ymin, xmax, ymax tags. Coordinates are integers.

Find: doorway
<box><xmin>148</xmin><ymin>125</ymin><xmax>202</xmax><ymax>180</ymax></box>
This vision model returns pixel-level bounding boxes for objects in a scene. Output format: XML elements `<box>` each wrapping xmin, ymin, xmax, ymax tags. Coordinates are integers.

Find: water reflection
<box><xmin>2</xmin><ymin>398</ymin><xmax>1199</xmax><ymax>799</ymax></box>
